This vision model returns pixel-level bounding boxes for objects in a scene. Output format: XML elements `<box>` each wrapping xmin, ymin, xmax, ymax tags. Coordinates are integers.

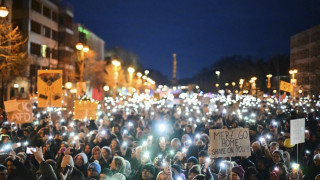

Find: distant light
<box><xmin>0</xmin><ymin>6</ymin><xmax>9</xmax><ymax>18</ymax></box>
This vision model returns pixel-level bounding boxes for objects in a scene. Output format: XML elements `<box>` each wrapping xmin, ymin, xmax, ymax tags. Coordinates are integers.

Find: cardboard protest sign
<box><xmin>7</xmin><ymin>100</ymin><xmax>33</xmax><ymax>124</ymax></box>
<box><xmin>209</xmin><ymin>128</ymin><xmax>251</xmax><ymax>158</ymax></box>
<box><xmin>280</xmin><ymin>80</ymin><xmax>293</xmax><ymax>93</ymax></box>
<box><xmin>290</xmin><ymin>118</ymin><xmax>305</xmax><ymax>145</ymax></box>
<box><xmin>37</xmin><ymin>70</ymin><xmax>63</xmax><ymax>107</ymax></box>
<box><xmin>74</xmin><ymin>100</ymin><xmax>98</xmax><ymax>120</ymax></box>
<box><xmin>4</xmin><ymin>100</ymin><xmax>17</xmax><ymax>112</ymax></box>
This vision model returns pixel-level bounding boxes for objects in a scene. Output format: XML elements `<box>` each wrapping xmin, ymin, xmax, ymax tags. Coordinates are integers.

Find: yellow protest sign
<box><xmin>74</xmin><ymin>100</ymin><xmax>98</xmax><ymax>120</ymax></box>
<box><xmin>37</xmin><ymin>70</ymin><xmax>63</xmax><ymax>107</ymax></box>
<box><xmin>7</xmin><ymin>100</ymin><xmax>33</xmax><ymax>124</ymax></box>
<box><xmin>280</xmin><ymin>80</ymin><xmax>293</xmax><ymax>93</ymax></box>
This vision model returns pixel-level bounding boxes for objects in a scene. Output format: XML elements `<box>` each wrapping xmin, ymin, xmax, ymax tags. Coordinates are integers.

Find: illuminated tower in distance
<box><xmin>172</xmin><ymin>53</ymin><xmax>177</xmax><ymax>85</ymax></box>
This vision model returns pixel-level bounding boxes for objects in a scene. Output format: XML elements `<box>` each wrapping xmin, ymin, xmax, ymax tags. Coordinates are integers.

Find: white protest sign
<box><xmin>7</xmin><ymin>100</ymin><xmax>33</xmax><ymax>124</ymax></box>
<box><xmin>290</xmin><ymin>118</ymin><xmax>305</xmax><ymax>145</ymax></box>
<box><xmin>209</xmin><ymin>128</ymin><xmax>251</xmax><ymax>158</ymax></box>
<box><xmin>4</xmin><ymin>100</ymin><xmax>17</xmax><ymax>112</ymax></box>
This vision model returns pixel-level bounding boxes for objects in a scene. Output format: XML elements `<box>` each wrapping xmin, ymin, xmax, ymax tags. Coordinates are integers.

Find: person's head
<box><xmin>251</xmin><ymin>141</ymin><xmax>260</xmax><ymax>153</ymax></box>
<box><xmin>141</xmin><ymin>163</ymin><xmax>155</xmax><ymax>180</ymax></box>
<box><xmin>88</xmin><ymin>162</ymin><xmax>101</xmax><ymax>179</ymax></box>
<box><xmin>314</xmin><ymin>148</ymin><xmax>320</xmax><ymax>155</ymax></box>
<box><xmin>156</xmin><ymin>171</ymin><xmax>171</xmax><ymax>180</ymax></box>
<box><xmin>313</xmin><ymin>154</ymin><xmax>320</xmax><ymax>167</ymax></box>
<box><xmin>74</xmin><ymin>153</ymin><xmax>88</xmax><ymax>167</ymax></box>
<box><xmin>84</xmin><ymin>144</ymin><xmax>92</xmax><ymax>154</ymax></box>
<box><xmin>92</xmin><ymin>146</ymin><xmax>101</xmax><ymax>160</ymax></box>
<box><xmin>198</xmin><ymin>150</ymin><xmax>209</xmax><ymax>165</ymax></box>
<box><xmin>181</xmin><ymin>134</ymin><xmax>191</xmax><ymax>146</ymax></box>
<box><xmin>188</xmin><ymin>165</ymin><xmax>201</xmax><ymax>180</ymax></box>
<box><xmin>16</xmin><ymin>152</ymin><xmax>27</xmax><ymax>164</ymax></box>
<box><xmin>269</xmin><ymin>142</ymin><xmax>279</xmax><ymax>154</ymax></box>
<box><xmin>0</xmin><ymin>164</ymin><xmax>7</xmax><ymax>180</ymax></box>
<box><xmin>232</xmin><ymin>165</ymin><xmax>245</xmax><ymax>180</ymax></box>
<box><xmin>101</xmin><ymin>146</ymin><xmax>112</xmax><ymax>161</ymax></box>
<box><xmin>274</xmin><ymin>162</ymin><xmax>288</xmax><ymax>178</ymax></box>
<box><xmin>61</xmin><ymin>155</ymin><xmax>74</xmax><ymax>176</ymax></box>
<box><xmin>113</xmin><ymin>125</ymin><xmax>120</xmax><ymax>134</ymax></box>
<box><xmin>110</xmin><ymin>138</ymin><xmax>120</xmax><ymax>150</ymax></box>
<box><xmin>272</xmin><ymin>150</ymin><xmax>284</xmax><ymax>164</ymax></box>
<box><xmin>186</xmin><ymin>125</ymin><xmax>192</xmax><ymax>133</ymax></box>
<box><xmin>187</xmin><ymin>156</ymin><xmax>198</xmax><ymax>170</ymax></box>
<box><xmin>5</xmin><ymin>158</ymin><xmax>15</xmax><ymax>174</ymax></box>
<box><xmin>171</xmin><ymin>138</ymin><xmax>181</xmax><ymax>151</ymax></box>
<box><xmin>110</xmin><ymin>156</ymin><xmax>125</xmax><ymax>173</ymax></box>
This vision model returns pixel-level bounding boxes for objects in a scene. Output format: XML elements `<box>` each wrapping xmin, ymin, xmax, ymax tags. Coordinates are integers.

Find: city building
<box><xmin>290</xmin><ymin>24</ymin><xmax>320</xmax><ymax>96</ymax></box>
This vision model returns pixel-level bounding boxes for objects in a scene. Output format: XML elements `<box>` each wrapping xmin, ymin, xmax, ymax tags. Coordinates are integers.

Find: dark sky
<box><xmin>67</xmin><ymin>0</ymin><xmax>320</xmax><ymax>79</ymax></box>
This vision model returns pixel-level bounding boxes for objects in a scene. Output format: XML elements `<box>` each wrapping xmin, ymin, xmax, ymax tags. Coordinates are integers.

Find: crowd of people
<box><xmin>0</xmin><ymin>92</ymin><xmax>320</xmax><ymax>180</ymax></box>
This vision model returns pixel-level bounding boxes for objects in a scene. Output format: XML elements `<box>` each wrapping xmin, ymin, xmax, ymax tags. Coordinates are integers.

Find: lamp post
<box><xmin>112</xmin><ymin>59</ymin><xmax>121</xmax><ymax>98</ymax></box>
<box><xmin>0</xmin><ymin>0</ymin><xmax>9</xmax><ymax>18</ymax></box>
<box><xmin>289</xmin><ymin>69</ymin><xmax>298</xmax><ymax>97</ymax></box>
<box><xmin>128</xmin><ymin>67</ymin><xmax>135</xmax><ymax>86</ymax></box>
<box><xmin>239</xmin><ymin>79</ymin><xmax>244</xmax><ymax>93</ymax></box>
<box><xmin>266</xmin><ymin>74</ymin><xmax>272</xmax><ymax>95</ymax></box>
<box><xmin>75</xmin><ymin>42</ymin><xmax>89</xmax><ymax>83</ymax></box>
<box><xmin>232</xmin><ymin>82</ymin><xmax>236</xmax><ymax>93</ymax></box>
<box><xmin>250</xmin><ymin>77</ymin><xmax>257</xmax><ymax>97</ymax></box>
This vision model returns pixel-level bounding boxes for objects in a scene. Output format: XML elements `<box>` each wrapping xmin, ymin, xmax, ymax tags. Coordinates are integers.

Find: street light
<box><xmin>112</xmin><ymin>59</ymin><xmax>121</xmax><ymax>98</ymax></box>
<box><xmin>0</xmin><ymin>0</ymin><xmax>9</xmax><ymax>18</ymax></box>
<box><xmin>289</xmin><ymin>69</ymin><xmax>298</xmax><ymax>86</ymax></box>
<box><xmin>266</xmin><ymin>74</ymin><xmax>272</xmax><ymax>89</ymax></box>
<box><xmin>145</xmin><ymin>70</ymin><xmax>149</xmax><ymax>75</ymax></box>
<box><xmin>103</xmin><ymin>85</ymin><xmax>109</xmax><ymax>92</ymax></box>
<box><xmin>128</xmin><ymin>67</ymin><xmax>135</xmax><ymax>86</ymax></box>
<box><xmin>65</xmin><ymin>82</ymin><xmax>72</xmax><ymax>90</ymax></box>
<box><xmin>215</xmin><ymin>71</ymin><xmax>220</xmax><ymax>78</ymax></box>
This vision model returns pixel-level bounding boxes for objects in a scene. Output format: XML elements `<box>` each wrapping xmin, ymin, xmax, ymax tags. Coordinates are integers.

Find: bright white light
<box><xmin>23</xmin><ymin>141</ymin><xmax>29</xmax><ymax>146</ymax></box>
<box><xmin>70</xmin><ymin>132</ymin><xmax>75</xmax><ymax>137</ymax></box>
<box><xmin>128</xmin><ymin>122</ymin><xmax>133</xmax><ymax>127</ymax></box>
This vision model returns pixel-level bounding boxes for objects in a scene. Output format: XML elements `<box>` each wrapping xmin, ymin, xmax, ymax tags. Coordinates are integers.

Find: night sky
<box><xmin>67</xmin><ymin>0</ymin><xmax>320</xmax><ymax>79</ymax></box>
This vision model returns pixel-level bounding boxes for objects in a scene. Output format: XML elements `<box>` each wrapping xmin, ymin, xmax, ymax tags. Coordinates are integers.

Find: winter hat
<box><xmin>141</xmin><ymin>163</ymin><xmax>155</xmax><ymax>177</ymax></box>
<box><xmin>75</xmin><ymin>152</ymin><xmax>88</xmax><ymax>164</ymax></box>
<box><xmin>232</xmin><ymin>165</ymin><xmax>245</xmax><ymax>178</ymax></box>
<box><xmin>189</xmin><ymin>165</ymin><xmax>201</xmax><ymax>175</ymax></box>
<box><xmin>272</xmin><ymin>150</ymin><xmax>284</xmax><ymax>162</ymax></box>
<box><xmin>187</xmin><ymin>156</ymin><xmax>199</xmax><ymax>164</ymax></box>
<box><xmin>88</xmin><ymin>161</ymin><xmax>101</xmax><ymax>174</ymax></box>
<box><xmin>198</xmin><ymin>150</ymin><xmax>209</xmax><ymax>157</ymax></box>
<box><xmin>17</xmin><ymin>152</ymin><xmax>27</xmax><ymax>162</ymax></box>
<box><xmin>92</xmin><ymin>146</ymin><xmax>101</xmax><ymax>154</ymax></box>
<box><xmin>171</xmin><ymin>164</ymin><xmax>182</xmax><ymax>174</ymax></box>
<box><xmin>61</xmin><ymin>155</ymin><xmax>74</xmax><ymax>168</ymax></box>
<box><xmin>45</xmin><ymin>159</ymin><xmax>57</xmax><ymax>170</ymax></box>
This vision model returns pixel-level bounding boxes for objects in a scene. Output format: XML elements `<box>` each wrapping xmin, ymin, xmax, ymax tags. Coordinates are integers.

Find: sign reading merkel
<box><xmin>209</xmin><ymin>128</ymin><xmax>251</xmax><ymax>158</ymax></box>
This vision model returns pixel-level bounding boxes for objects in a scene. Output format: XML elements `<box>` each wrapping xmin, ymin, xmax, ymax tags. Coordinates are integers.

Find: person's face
<box><xmin>272</xmin><ymin>153</ymin><xmax>281</xmax><ymax>163</ymax></box>
<box><xmin>93</xmin><ymin>151</ymin><xmax>101</xmax><ymax>160</ymax></box>
<box><xmin>277</xmin><ymin>140</ymin><xmax>284</xmax><ymax>147</ymax></box>
<box><xmin>197</xmin><ymin>139</ymin><xmax>204</xmax><ymax>146</ymax></box>
<box><xmin>158</xmin><ymin>173</ymin><xmax>169</xmax><ymax>180</ymax></box>
<box><xmin>114</xmin><ymin>127</ymin><xmax>120</xmax><ymax>134</ymax></box>
<box><xmin>232</xmin><ymin>172</ymin><xmax>240</xmax><ymax>180</ymax></box>
<box><xmin>188</xmin><ymin>172</ymin><xmax>197</xmax><ymax>180</ymax></box>
<box><xmin>111</xmin><ymin>140</ymin><xmax>118</xmax><ymax>149</ymax></box>
<box><xmin>6</xmin><ymin>161</ymin><xmax>15</xmax><ymax>174</ymax></box>
<box><xmin>187</xmin><ymin>162</ymin><xmax>195</xmax><ymax>170</ymax></box>
<box><xmin>198</xmin><ymin>156</ymin><xmax>205</xmax><ymax>165</ymax></box>
<box><xmin>186</xmin><ymin>127</ymin><xmax>191</xmax><ymax>133</ymax></box>
<box><xmin>85</xmin><ymin>145</ymin><xmax>91</xmax><ymax>154</ymax></box>
<box><xmin>87</xmin><ymin>168</ymin><xmax>98</xmax><ymax>178</ymax></box>
<box><xmin>314</xmin><ymin>159</ymin><xmax>320</xmax><ymax>166</ymax></box>
<box><xmin>251</xmin><ymin>143</ymin><xmax>259</xmax><ymax>153</ymax></box>
<box><xmin>270</xmin><ymin>145</ymin><xmax>278</xmax><ymax>154</ymax></box>
<box><xmin>75</xmin><ymin>156</ymin><xmax>84</xmax><ymax>166</ymax></box>
<box><xmin>0</xmin><ymin>169</ymin><xmax>8</xmax><ymax>180</ymax></box>
<box><xmin>101</xmin><ymin>149</ymin><xmax>109</xmax><ymax>160</ymax></box>
<box><xmin>110</xmin><ymin>159</ymin><xmax>116</xmax><ymax>170</ymax></box>
<box><xmin>314</xmin><ymin>149</ymin><xmax>320</xmax><ymax>156</ymax></box>
<box><xmin>141</xmin><ymin>169</ymin><xmax>153</xmax><ymax>180</ymax></box>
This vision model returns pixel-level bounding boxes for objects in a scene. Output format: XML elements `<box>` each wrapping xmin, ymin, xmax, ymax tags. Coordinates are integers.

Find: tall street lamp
<box><xmin>75</xmin><ymin>42</ymin><xmax>89</xmax><ymax>83</ymax></box>
<box><xmin>0</xmin><ymin>0</ymin><xmax>9</xmax><ymax>18</ymax></box>
<box><xmin>128</xmin><ymin>67</ymin><xmax>135</xmax><ymax>86</ymax></box>
<box><xmin>239</xmin><ymin>79</ymin><xmax>244</xmax><ymax>93</ymax></box>
<box><xmin>112</xmin><ymin>59</ymin><xmax>121</xmax><ymax>98</ymax></box>
<box><xmin>289</xmin><ymin>69</ymin><xmax>298</xmax><ymax>86</ymax></box>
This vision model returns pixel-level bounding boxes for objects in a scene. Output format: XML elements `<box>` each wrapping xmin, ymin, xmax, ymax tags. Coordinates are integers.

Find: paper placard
<box><xmin>74</xmin><ymin>100</ymin><xmax>98</xmax><ymax>120</ymax></box>
<box><xmin>290</xmin><ymin>118</ymin><xmax>305</xmax><ymax>145</ymax></box>
<box><xmin>37</xmin><ymin>70</ymin><xmax>63</xmax><ymax>107</ymax></box>
<box><xmin>209</xmin><ymin>128</ymin><xmax>251</xmax><ymax>158</ymax></box>
<box><xmin>4</xmin><ymin>100</ymin><xmax>17</xmax><ymax>112</ymax></box>
<box><xmin>7</xmin><ymin>100</ymin><xmax>33</xmax><ymax>124</ymax></box>
<box><xmin>280</xmin><ymin>80</ymin><xmax>293</xmax><ymax>93</ymax></box>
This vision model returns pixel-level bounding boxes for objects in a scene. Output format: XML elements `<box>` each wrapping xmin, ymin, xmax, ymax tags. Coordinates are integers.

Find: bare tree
<box><xmin>0</xmin><ymin>23</ymin><xmax>28</xmax><ymax>107</ymax></box>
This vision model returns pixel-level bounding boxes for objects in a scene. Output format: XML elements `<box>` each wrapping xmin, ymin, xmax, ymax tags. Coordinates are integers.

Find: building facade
<box><xmin>290</xmin><ymin>24</ymin><xmax>320</xmax><ymax>96</ymax></box>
